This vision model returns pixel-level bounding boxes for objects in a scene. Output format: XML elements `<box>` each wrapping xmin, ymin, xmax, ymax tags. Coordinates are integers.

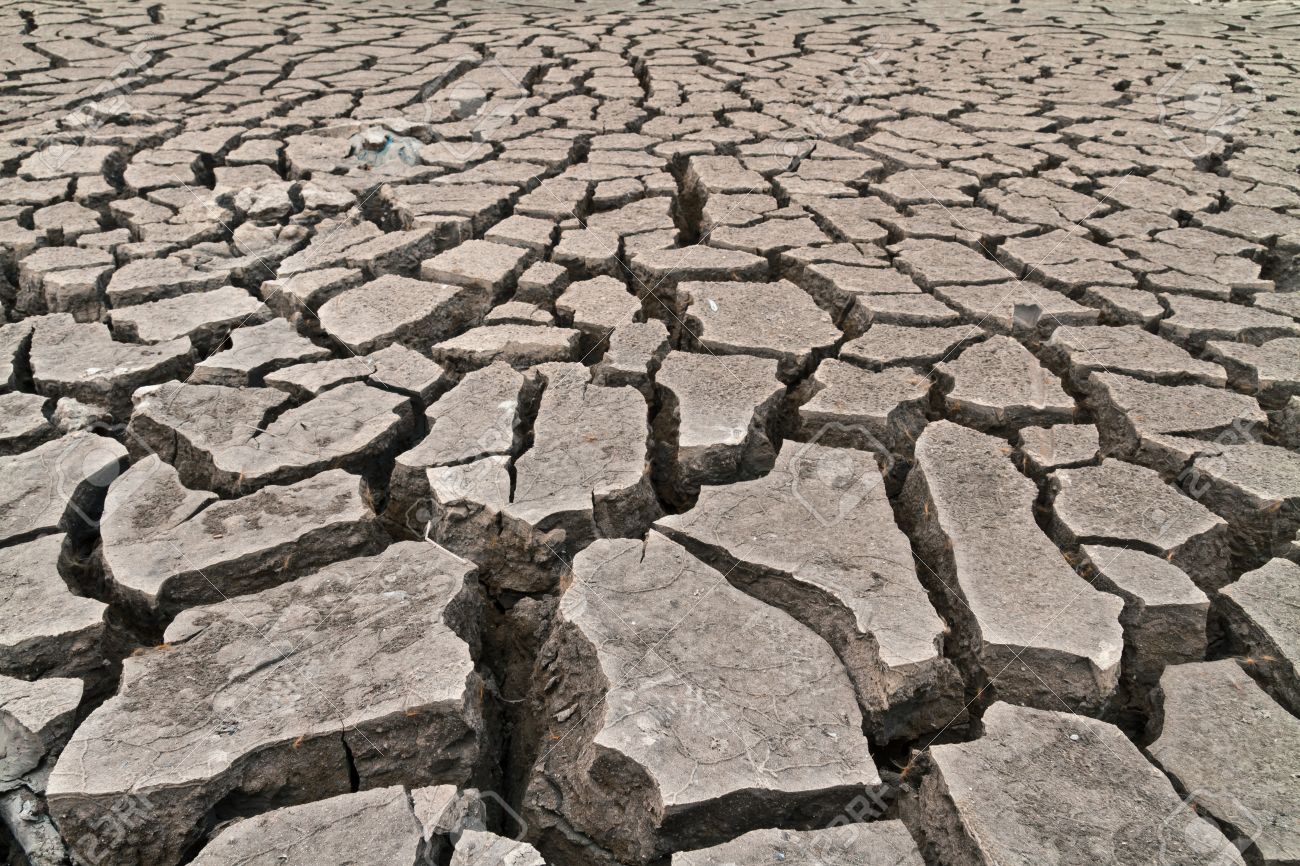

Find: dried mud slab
<box><xmin>839</xmin><ymin>324</ymin><xmax>983</xmax><ymax>371</ymax></box>
<box><xmin>793</xmin><ymin>361</ymin><xmax>931</xmax><ymax>474</ymax></box>
<box><xmin>917</xmin><ymin>702</ymin><xmax>1247</xmax><ymax>866</ymax></box>
<box><xmin>935</xmin><ymin>335</ymin><xmax>1075</xmax><ymax>434</ymax></box>
<box><xmin>189</xmin><ymin>787</ymin><xmax>424</xmax><ymax>866</ymax></box>
<box><xmin>523</xmin><ymin>532</ymin><xmax>879</xmax><ymax>864</ymax></box>
<box><xmin>1048</xmin><ymin>460</ymin><xmax>1232</xmax><ymax>590</ymax></box>
<box><xmin>390</xmin><ymin>362</ymin><xmax>536</xmax><ymax>516</ymax></box>
<box><xmin>1219</xmin><ymin>558</ymin><xmax>1300</xmax><ymax>716</ymax></box>
<box><xmin>1149</xmin><ymin>661</ymin><xmax>1300</xmax><ymax>866</ymax></box>
<box><xmin>1085</xmin><ymin>372</ymin><xmax>1268</xmax><ymax>477</ymax></box>
<box><xmin>0</xmin><ymin>534</ymin><xmax>106</xmax><ymax>681</ymax></box>
<box><xmin>679</xmin><ymin>280</ymin><xmax>842</xmax><ymax>381</ymax></box>
<box><xmin>656</xmin><ymin>443</ymin><xmax>964</xmax><ymax>742</ymax></box>
<box><xmin>1015</xmin><ymin>423</ymin><xmax>1099</xmax><ymax>476</ymax></box>
<box><xmin>0</xmin><ymin>433</ymin><xmax>126</xmax><ymax>545</ymax></box>
<box><xmin>1076</xmin><ymin>545</ymin><xmax>1208</xmax><ymax>694</ymax></box>
<box><xmin>29</xmin><ymin>315</ymin><xmax>191</xmax><ymax>416</ymax></box>
<box><xmin>0</xmin><ymin>675</ymin><xmax>81</xmax><ymax>788</ymax></box>
<box><xmin>903</xmin><ymin>421</ymin><xmax>1124</xmax><ymax>713</ymax></box>
<box><xmin>47</xmin><ymin>542</ymin><xmax>487</xmax><ymax>866</ymax></box>
<box><xmin>1183</xmin><ymin>441</ymin><xmax>1300</xmax><ymax>565</ymax></box>
<box><xmin>190</xmin><ymin>319</ymin><xmax>330</xmax><ymax>387</ymax></box>
<box><xmin>498</xmin><ymin>363</ymin><xmax>657</xmax><ymax>588</ymax></box>
<box><xmin>98</xmin><ymin>460</ymin><xmax>382</xmax><ymax>618</ymax></box>
<box><xmin>1044</xmin><ymin>324</ymin><xmax>1228</xmax><ymax>390</ymax></box>
<box><xmin>651</xmin><ymin>351</ymin><xmax>784</xmax><ymax>508</ymax></box>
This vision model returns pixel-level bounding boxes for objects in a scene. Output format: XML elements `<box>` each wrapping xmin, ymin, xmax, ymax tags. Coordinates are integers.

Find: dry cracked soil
<box><xmin>1</xmin><ymin>0</ymin><xmax>1299</xmax><ymax>864</ymax></box>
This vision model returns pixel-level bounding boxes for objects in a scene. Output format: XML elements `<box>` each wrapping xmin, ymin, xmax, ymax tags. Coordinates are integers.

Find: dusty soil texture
<box><xmin>1</xmin><ymin>0</ymin><xmax>1298</xmax><ymax>864</ymax></box>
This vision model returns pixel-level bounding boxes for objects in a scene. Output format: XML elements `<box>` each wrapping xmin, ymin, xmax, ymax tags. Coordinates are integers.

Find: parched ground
<box><xmin>1</xmin><ymin>0</ymin><xmax>1299</xmax><ymax>864</ymax></box>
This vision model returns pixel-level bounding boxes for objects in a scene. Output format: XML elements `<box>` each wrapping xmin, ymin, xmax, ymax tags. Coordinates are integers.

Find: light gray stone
<box><xmin>17</xmin><ymin>247</ymin><xmax>114</xmax><ymax>315</ymax></box>
<box><xmin>1000</xmin><ymin>229</ymin><xmax>1135</xmax><ymax>292</ymax></box>
<box><xmin>417</xmin><ymin>456</ymin><xmax>513</xmax><ymax>561</ymax></box>
<box><xmin>709</xmin><ymin>217</ymin><xmax>829</xmax><ymax>257</ymax></box>
<box><xmin>1082</xmin><ymin>285</ymin><xmax>1165</xmax><ymax>326</ymax></box>
<box><xmin>551</xmin><ymin>227</ymin><xmax>620</xmax><ymax>278</ymax></box>
<box><xmin>851</xmin><ymin>292</ymin><xmax>965</xmax><ymax>329</ymax></box>
<box><xmin>484</xmin><ymin>300</ymin><xmax>554</xmax><ymax>326</ymax></box>
<box><xmin>794</xmin><ymin>263</ymin><xmax>922</xmax><ymax>335</ymax></box>
<box><xmin>485</xmin><ymin>214</ymin><xmax>558</xmax><ymax>254</ymax></box>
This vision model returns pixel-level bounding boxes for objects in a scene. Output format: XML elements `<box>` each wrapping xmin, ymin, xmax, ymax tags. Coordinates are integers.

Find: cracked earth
<box><xmin>1</xmin><ymin>0</ymin><xmax>1299</xmax><ymax>864</ymax></box>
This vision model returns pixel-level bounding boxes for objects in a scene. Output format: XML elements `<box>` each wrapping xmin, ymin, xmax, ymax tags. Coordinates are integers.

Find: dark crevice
<box><xmin>342</xmin><ymin>736</ymin><xmax>361</xmax><ymax>793</ymax></box>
